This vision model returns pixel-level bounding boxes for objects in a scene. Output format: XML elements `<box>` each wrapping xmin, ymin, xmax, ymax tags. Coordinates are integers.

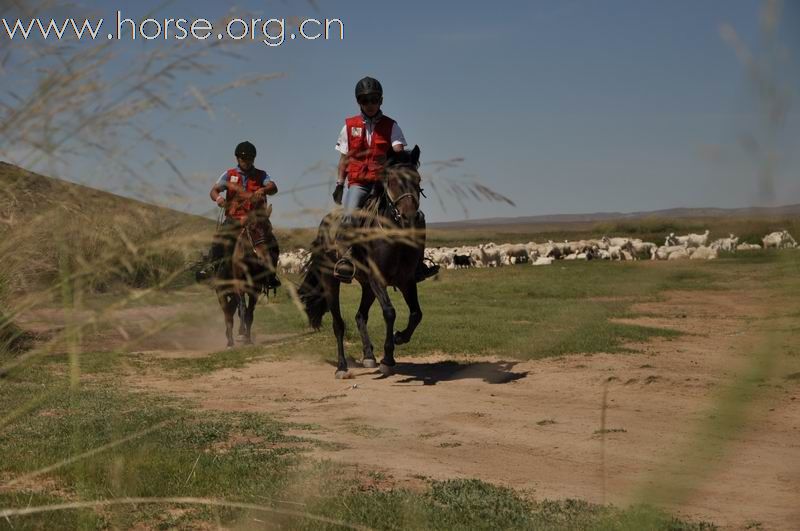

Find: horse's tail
<box><xmin>297</xmin><ymin>223</ymin><xmax>332</xmax><ymax>330</ymax></box>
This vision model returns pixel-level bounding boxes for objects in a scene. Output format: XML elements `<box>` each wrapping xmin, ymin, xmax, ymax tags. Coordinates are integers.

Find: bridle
<box><xmin>383</xmin><ymin>164</ymin><xmax>421</xmax><ymax>226</ymax></box>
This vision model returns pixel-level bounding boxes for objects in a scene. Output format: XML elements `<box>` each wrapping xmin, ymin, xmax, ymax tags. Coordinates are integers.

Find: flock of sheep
<box><xmin>277</xmin><ymin>230</ymin><xmax>797</xmax><ymax>274</ymax></box>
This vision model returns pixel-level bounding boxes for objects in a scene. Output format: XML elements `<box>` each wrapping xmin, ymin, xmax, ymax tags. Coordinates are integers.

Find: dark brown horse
<box><xmin>298</xmin><ymin>146</ymin><xmax>425</xmax><ymax>378</ymax></box>
<box><xmin>214</xmin><ymin>197</ymin><xmax>279</xmax><ymax>348</ymax></box>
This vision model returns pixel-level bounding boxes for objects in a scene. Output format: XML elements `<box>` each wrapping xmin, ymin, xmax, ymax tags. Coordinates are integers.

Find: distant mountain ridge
<box><xmin>430</xmin><ymin>204</ymin><xmax>800</xmax><ymax>229</ymax></box>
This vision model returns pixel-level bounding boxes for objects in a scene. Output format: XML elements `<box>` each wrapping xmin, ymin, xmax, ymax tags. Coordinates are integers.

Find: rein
<box><xmin>239</xmin><ymin>225</ymin><xmax>259</xmax><ymax>256</ymax></box>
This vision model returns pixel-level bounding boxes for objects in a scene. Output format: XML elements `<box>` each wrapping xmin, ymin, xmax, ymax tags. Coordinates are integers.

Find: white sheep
<box><xmin>689</xmin><ymin>246</ymin><xmax>718</xmax><ymax>260</ymax></box>
<box><xmin>531</xmin><ymin>256</ymin><xmax>553</xmax><ymax>266</ymax></box>
<box><xmin>632</xmin><ymin>240</ymin><xmax>657</xmax><ymax>260</ymax></box>
<box><xmin>477</xmin><ymin>243</ymin><xmax>503</xmax><ymax>267</ymax></box>
<box><xmin>278</xmin><ymin>248</ymin><xmax>310</xmax><ymax>274</ymax></box>
<box><xmin>668</xmin><ymin>249</ymin><xmax>690</xmax><ymax>260</ymax></box>
<box><xmin>763</xmin><ymin>230</ymin><xmax>797</xmax><ymax>249</ymax></box>
<box><xmin>501</xmin><ymin>243</ymin><xmax>529</xmax><ymax>265</ymax></box>
<box><xmin>710</xmin><ymin>234</ymin><xmax>738</xmax><ymax>252</ymax></box>
<box><xmin>653</xmin><ymin>244</ymin><xmax>687</xmax><ymax>260</ymax></box>
<box><xmin>685</xmin><ymin>229</ymin><xmax>710</xmax><ymax>247</ymax></box>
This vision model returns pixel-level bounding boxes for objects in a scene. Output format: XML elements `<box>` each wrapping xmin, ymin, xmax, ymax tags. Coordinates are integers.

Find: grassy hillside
<box><xmin>0</xmin><ymin>162</ymin><xmax>215</xmax><ymax>297</ymax></box>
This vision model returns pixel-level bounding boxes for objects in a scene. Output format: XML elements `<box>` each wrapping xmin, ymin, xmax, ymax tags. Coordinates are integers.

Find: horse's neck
<box><xmin>370</xmin><ymin>195</ymin><xmax>396</xmax><ymax>230</ymax></box>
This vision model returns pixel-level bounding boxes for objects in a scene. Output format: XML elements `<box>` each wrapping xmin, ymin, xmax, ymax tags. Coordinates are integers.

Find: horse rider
<box><xmin>332</xmin><ymin>76</ymin><xmax>439</xmax><ymax>283</ymax></box>
<box><xmin>197</xmin><ymin>141</ymin><xmax>281</xmax><ymax>288</ymax></box>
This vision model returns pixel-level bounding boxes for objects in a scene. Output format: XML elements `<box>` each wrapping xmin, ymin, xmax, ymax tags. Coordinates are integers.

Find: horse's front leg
<box><xmin>326</xmin><ymin>277</ymin><xmax>349</xmax><ymax>379</ymax></box>
<box><xmin>243</xmin><ymin>291</ymin><xmax>257</xmax><ymax>345</ymax></box>
<box><xmin>369</xmin><ymin>277</ymin><xmax>396</xmax><ymax>376</ymax></box>
<box><xmin>355</xmin><ymin>283</ymin><xmax>376</xmax><ymax>368</ymax></box>
<box><xmin>394</xmin><ymin>280</ymin><xmax>422</xmax><ymax>346</ymax></box>
<box><xmin>232</xmin><ymin>259</ymin><xmax>247</xmax><ymax>338</ymax></box>
<box><xmin>237</xmin><ymin>294</ymin><xmax>246</xmax><ymax>337</ymax></box>
<box><xmin>217</xmin><ymin>290</ymin><xmax>237</xmax><ymax>348</ymax></box>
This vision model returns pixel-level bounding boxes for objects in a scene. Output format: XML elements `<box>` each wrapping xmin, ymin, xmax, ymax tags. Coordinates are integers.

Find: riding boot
<box><xmin>333</xmin><ymin>222</ymin><xmax>356</xmax><ymax>283</ymax></box>
<box><xmin>333</xmin><ymin>248</ymin><xmax>356</xmax><ymax>283</ymax></box>
<box><xmin>411</xmin><ymin>210</ymin><xmax>439</xmax><ymax>282</ymax></box>
<box><xmin>414</xmin><ymin>256</ymin><xmax>440</xmax><ymax>282</ymax></box>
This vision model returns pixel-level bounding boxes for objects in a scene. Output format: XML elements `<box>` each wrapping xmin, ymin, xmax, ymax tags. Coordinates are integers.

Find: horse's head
<box><xmin>383</xmin><ymin>145</ymin><xmax>421</xmax><ymax>226</ymax></box>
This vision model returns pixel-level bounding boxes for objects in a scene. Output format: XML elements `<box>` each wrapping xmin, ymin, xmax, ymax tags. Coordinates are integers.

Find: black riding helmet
<box><xmin>235</xmin><ymin>141</ymin><xmax>257</xmax><ymax>159</ymax></box>
<box><xmin>355</xmin><ymin>77</ymin><xmax>383</xmax><ymax>99</ymax></box>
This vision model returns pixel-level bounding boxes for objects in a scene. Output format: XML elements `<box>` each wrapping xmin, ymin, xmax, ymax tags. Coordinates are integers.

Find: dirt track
<box><xmin>115</xmin><ymin>286</ymin><xmax>800</xmax><ymax>530</ymax></box>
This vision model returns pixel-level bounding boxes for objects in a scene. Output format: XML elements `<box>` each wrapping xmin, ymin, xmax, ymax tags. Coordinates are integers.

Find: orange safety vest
<box><xmin>224</xmin><ymin>167</ymin><xmax>269</xmax><ymax>221</ymax></box>
<box><xmin>345</xmin><ymin>114</ymin><xmax>396</xmax><ymax>186</ymax></box>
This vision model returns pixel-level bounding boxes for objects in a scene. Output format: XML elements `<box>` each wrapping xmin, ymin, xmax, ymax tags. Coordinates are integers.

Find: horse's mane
<box><xmin>385</xmin><ymin>148</ymin><xmax>421</xmax><ymax>170</ymax></box>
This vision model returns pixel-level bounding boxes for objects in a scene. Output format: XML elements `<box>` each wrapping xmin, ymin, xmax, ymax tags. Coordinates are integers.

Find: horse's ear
<box><xmin>410</xmin><ymin>145</ymin><xmax>421</xmax><ymax>165</ymax></box>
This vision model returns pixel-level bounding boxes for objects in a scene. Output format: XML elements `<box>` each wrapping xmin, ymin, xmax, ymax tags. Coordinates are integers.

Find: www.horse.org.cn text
<box><xmin>1</xmin><ymin>11</ymin><xmax>345</xmax><ymax>47</ymax></box>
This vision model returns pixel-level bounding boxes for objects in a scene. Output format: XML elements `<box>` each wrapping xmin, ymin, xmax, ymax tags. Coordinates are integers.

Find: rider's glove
<box><xmin>332</xmin><ymin>183</ymin><xmax>344</xmax><ymax>205</ymax></box>
<box><xmin>215</xmin><ymin>195</ymin><xmax>225</xmax><ymax>207</ymax></box>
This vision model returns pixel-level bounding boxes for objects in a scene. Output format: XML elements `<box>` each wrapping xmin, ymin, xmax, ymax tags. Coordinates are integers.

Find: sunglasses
<box><xmin>358</xmin><ymin>95</ymin><xmax>381</xmax><ymax>105</ymax></box>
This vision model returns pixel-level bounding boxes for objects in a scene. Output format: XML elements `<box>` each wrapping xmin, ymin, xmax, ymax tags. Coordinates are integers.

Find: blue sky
<box><xmin>3</xmin><ymin>0</ymin><xmax>799</xmax><ymax>226</ymax></box>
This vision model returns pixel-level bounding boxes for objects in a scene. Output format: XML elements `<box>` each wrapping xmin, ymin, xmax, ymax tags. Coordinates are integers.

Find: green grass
<box><xmin>0</xmin><ymin>354</ymin><xmax>714</xmax><ymax>529</ymax></box>
<box><xmin>115</xmin><ymin>257</ymin><xmax>750</xmax><ymax>377</ymax></box>
<box><xmin>0</xmin><ymin>355</ymin><xmax>310</xmax><ymax>528</ymax></box>
<box><xmin>303</xmin><ymin>478</ymin><xmax>715</xmax><ymax>530</ymax></box>
<box><xmin>198</xmin><ymin>260</ymin><xmax>715</xmax><ymax>370</ymax></box>
<box><xmin>0</xmin><ymin>312</ymin><xmax>35</xmax><ymax>355</ymax></box>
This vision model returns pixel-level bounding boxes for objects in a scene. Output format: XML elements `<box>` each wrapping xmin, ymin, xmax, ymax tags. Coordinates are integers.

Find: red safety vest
<box><xmin>345</xmin><ymin>114</ymin><xmax>396</xmax><ymax>185</ymax></box>
<box><xmin>224</xmin><ymin>167</ymin><xmax>268</xmax><ymax>221</ymax></box>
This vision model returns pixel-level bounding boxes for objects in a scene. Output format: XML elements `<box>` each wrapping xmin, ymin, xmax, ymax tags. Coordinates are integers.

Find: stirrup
<box><xmin>195</xmin><ymin>268</ymin><xmax>210</xmax><ymax>283</ymax></box>
<box><xmin>333</xmin><ymin>257</ymin><xmax>355</xmax><ymax>283</ymax></box>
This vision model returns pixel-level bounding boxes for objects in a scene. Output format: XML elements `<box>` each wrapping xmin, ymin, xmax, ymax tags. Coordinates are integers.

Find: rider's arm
<box><xmin>391</xmin><ymin>122</ymin><xmax>407</xmax><ymax>153</ymax></box>
<box><xmin>210</xmin><ymin>182</ymin><xmax>226</xmax><ymax>202</ymax></box>
<box><xmin>335</xmin><ymin>124</ymin><xmax>348</xmax><ymax>185</ymax></box>
<box><xmin>251</xmin><ymin>174</ymin><xmax>277</xmax><ymax>200</ymax></box>
<box><xmin>211</xmin><ymin>172</ymin><xmax>227</xmax><ymax>204</ymax></box>
<box><xmin>263</xmin><ymin>180</ymin><xmax>277</xmax><ymax>195</ymax></box>
<box><xmin>337</xmin><ymin>154</ymin><xmax>348</xmax><ymax>185</ymax></box>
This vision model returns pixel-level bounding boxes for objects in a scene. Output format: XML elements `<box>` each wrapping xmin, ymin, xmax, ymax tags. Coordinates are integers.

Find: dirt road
<box><xmin>120</xmin><ymin>287</ymin><xmax>800</xmax><ymax>530</ymax></box>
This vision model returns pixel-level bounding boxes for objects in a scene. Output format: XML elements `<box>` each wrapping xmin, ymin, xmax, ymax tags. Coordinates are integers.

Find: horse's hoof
<box><xmin>335</xmin><ymin>370</ymin><xmax>353</xmax><ymax>380</ymax></box>
<box><xmin>226</xmin><ymin>344</ymin><xmax>235</xmax><ymax>350</ymax></box>
<box><xmin>379</xmin><ymin>363</ymin><xmax>394</xmax><ymax>376</ymax></box>
<box><xmin>362</xmin><ymin>358</ymin><xmax>377</xmax><ymax>369</ymax></box>
<box><xmin>393</xmin><ymin>332</ymin><xmax>408</xmax><ymax>345</ymax></box>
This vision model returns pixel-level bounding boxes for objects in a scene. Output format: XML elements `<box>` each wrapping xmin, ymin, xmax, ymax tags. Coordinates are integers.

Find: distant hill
<box><xmin>0</xmin><ymin>161</ymin><xmax>214</xmax><ymax>294</ymax></box>
<box><xmin>0</xmin><ymin>162</ymin><xmax>323</xmax><ymax>294</ymax></box>
<box><xmin>429</xmin><ymin>205</ymin><xmax>800</xmax><ymax>230</ymax></box>
<box><xmin>0</xmin><ymin>161</ymin><xmax>211</xmax><ymax>227</ymax></box>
